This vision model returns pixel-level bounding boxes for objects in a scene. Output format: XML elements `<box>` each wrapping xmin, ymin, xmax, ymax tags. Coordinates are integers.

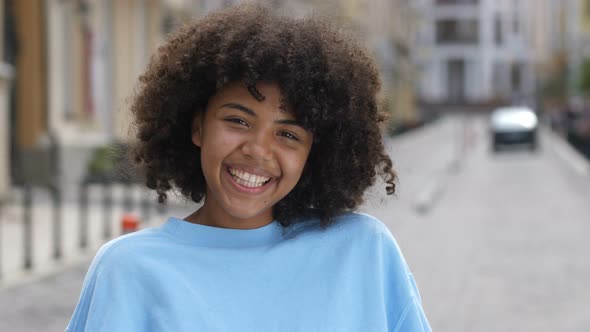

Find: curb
<box><xmin>546</xmin><ymin>129</ymin><xmax>590</xmax><ymax>176</ymax></box>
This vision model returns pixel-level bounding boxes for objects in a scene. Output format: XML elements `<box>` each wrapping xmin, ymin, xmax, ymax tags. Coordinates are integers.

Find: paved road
<box><xmin>367</xmin><ymin>115</ymin><xmax>590</xmax><ymax>332</ymax></box>
<box><xmin>1</xmin><ymin>115</ymin><xmax>589</xmax><ymax>331</ymax></box>
<box><xmin>0</xmin><ymin>264</ymin><xmax>87</xmax><ymax>331</ymax></box>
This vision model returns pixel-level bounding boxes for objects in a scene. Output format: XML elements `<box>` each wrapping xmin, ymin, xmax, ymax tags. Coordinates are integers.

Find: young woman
<box><xmin>67</xmin><ymin>3</ymin><xmax>431</xmax><ymax>331</ymax></box>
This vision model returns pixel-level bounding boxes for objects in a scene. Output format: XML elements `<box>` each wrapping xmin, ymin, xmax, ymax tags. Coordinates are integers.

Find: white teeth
<box><xmin>228</xmin><ymin>167</ymin><xmax>271</xmax><ymax>188</ymax></box>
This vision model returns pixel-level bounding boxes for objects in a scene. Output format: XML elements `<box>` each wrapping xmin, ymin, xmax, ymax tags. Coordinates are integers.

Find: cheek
<box><xmin>202</xmin><ymin>129</ymin><xmax>240</xmax><ymax>155</ymax></box>
<box><xmin>283</xmin><ymin>152</ymin><xmax>309</xmax><ymax>181</ymax></box>
<box><xmin>200</xmin><ymin>135</ymin><xmax>236</xmax><ymax>174</ymax></box>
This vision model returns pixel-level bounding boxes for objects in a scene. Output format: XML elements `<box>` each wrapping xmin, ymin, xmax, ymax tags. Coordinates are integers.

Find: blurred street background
<box><xmin>0</xmin><ymin>0</ymin><xmax>589</xmax><ymax>331</ymax></box>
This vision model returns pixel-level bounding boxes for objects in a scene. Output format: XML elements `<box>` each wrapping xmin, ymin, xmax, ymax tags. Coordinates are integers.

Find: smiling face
<box><xmin>189</xmin><ymin>81</ymin><xmax>313</xmax><ymax>229</ymax></box>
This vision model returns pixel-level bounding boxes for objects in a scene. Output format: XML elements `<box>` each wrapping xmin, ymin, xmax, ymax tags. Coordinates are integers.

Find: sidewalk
<box><xmin>0</xmin><ymin>198</ymin><xmax>195</xmax><ymax>332</ymax></box>
<box><xmin>0</xmin><ymin>264</ymin><xmax>87</xmax><ymax>332</ymax></box>
<box><xmin>0</xmin><ymin>183</ymin><xmax>197</xmax><ymax>288</ymax></box>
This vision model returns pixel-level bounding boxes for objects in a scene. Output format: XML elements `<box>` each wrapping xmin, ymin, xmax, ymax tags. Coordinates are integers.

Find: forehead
<box><xmin>210</xmin><ymin>81</ymin><xmax>290</xmax><ymax>113</ymax></box>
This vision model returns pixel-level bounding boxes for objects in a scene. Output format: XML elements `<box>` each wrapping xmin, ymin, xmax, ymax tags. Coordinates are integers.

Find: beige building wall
<box><xmin>341</xmin><ymin>0</ymin><xmax>420</xmax><ymax>126</ymax></box>
<box><xmin>390</xmin><ymin>0</ymin><xmax>420</xmax><ymax>125</ymax></box>
<box><xmin>70</xmin><ymin>4</ymin><xmax>88</xmax><ymax>125</ymax></box>
<box><xmin>14</xmin><ymin>0</ymin><xmax>47</xmax><ymax>149</ymax></box>
<box><xmin>113</xmin><ymin>0</ymin><xmax>164</xmax><ymax>141</ymax></box>
<box><xmin>529</xmin><ymin>0</ymin><xmax>567</xmax><ymax>108</ymax></box>
<box><xmin>47</xmin><ymin>0</ymin><xmax>107</xmax><ymax>146</ymax></box>
<box><xmin>47</xmin><ymin>0</ymin><xmax>67</xmax><ymax>138</ymax></box>
<box><xmin>148</xmin><ymin>0</ymin><xmax>165</xmax><ymax>50</ymax></box>
<box><xmin>42</xmin><ymin>0</ymin><xmax>166</xmax><ymax>186</ymax></box>
<box><xmin>46</xmin><ymin>0</ymin><xmax>164</xmax><ymax>144</ymax></box>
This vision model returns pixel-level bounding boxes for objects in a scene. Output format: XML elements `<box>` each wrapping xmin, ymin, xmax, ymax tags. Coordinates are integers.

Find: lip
<box><xmin>223</xmin><ymin>166</ymin><xmax>276</xmax><ymax>194</ymax></box>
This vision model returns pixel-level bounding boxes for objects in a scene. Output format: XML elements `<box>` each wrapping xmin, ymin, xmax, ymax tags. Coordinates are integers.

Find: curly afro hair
<box><xmin>130</xmin><ymin>2</ymin><xmax>397</xmax><ymax>227</ymax></box>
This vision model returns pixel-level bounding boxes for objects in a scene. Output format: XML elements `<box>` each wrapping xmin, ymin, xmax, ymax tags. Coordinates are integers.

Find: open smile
<box><xmin>224</xmin><ymin>166</ymin><xmax>276</xmax><ymax>194</ymax></box>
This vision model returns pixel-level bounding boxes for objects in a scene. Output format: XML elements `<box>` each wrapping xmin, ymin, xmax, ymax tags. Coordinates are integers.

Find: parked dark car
<box><xmin>490</xmin><ymin>106</ymin><xmax>538</xmax><ymax>151</ymax></box>
<box><xmin>565</xmin><ymin>111</ymin><xmax>590</xmax><ymax>158</ymax></box>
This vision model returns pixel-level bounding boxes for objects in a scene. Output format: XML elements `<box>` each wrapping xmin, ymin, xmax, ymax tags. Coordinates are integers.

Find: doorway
<box><xmin>448</xmin><ymin>59</ymin><xmax>465</xmax><ymax>103</ymax></box>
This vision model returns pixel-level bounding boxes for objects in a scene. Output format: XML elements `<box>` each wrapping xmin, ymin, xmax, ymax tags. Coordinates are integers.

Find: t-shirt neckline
<box><xmin>163</xmin><ymin>217</ymin><xmax>284</xmax><ymax>248</ymax></box>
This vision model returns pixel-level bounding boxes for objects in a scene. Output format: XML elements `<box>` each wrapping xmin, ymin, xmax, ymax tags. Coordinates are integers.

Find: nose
<box><xmin>241</xmin><ymin>131</ymin><xmax>274</xmax><ymax>161</ymax></box>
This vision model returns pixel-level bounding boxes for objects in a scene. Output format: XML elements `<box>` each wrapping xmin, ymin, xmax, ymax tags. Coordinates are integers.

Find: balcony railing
<box><xmin>436</xmin><ymin>20</ymin><xmax>479</xmax><ymax>44</ymax></box>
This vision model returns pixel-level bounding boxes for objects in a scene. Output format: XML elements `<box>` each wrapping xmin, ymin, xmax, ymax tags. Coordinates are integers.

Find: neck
<box><xmin>184</xmin><ymin>198</ymin><xmax>273</xmax><ymax>230</ymax></box>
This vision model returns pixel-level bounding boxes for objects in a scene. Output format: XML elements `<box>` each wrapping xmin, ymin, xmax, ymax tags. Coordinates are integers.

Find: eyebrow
<box><xmin>219</xmin><ymin>102</ymin><xmax>301</xmax><ymax>126</ymax></box>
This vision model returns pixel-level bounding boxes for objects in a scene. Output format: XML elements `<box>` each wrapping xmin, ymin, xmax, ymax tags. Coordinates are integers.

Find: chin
<box><xmin>225</xmin><ymin>206</ymin><xmax>271</xmax><ymax>221</ymax></box>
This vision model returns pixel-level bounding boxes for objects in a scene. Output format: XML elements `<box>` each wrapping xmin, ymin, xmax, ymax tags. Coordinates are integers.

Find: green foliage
<box><xmin>86</xmin><ymin>143</ymin><xmax>132</xmax><ymax>182</ymax></box>
<box><xmin>88</xmin><ymin>146</ymin><xmax>116</xmax><ymax>175</ymax></box>
<box><xmin>541</xmin><ymin>67</ymin><xmax>568</xmax><ymax>102</ymax></box>
<box><xmin>579</xmin><ymin>58</ymin><xmax>590</xmax><ymax>96</ymax></box>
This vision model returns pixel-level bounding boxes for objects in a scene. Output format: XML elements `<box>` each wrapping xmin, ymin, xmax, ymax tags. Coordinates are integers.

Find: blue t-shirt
<box><xmin>67</xmin><ymin>213</ymin><xmax>430</xmax><ymax>331</ymax></box>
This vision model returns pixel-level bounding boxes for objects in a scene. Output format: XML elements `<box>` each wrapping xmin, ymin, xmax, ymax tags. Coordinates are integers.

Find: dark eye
<box><xmin>279</xmin><ymin>131</ymin><xmax>300</xmax><ymax>141</ymax></box>
<box><xmin>225</xmin><ymin>118</ymin><xmax>249</xmax><ymax>127</ymax></box>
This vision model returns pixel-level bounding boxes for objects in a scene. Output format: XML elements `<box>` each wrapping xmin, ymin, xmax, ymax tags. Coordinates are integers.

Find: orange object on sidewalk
<box><xmin>121</xmin><ymin>213</ymin><xmax>140</xmax><ymax>233</ymax></box>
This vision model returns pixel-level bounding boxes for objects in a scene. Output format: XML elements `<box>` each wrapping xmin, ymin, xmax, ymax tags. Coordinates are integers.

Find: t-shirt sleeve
<box><xmin>66</xmin><ymin>240</ymin><xmax>148</xmax><ymax>332</ymax></box>
<box><xmin>391</xmin><ymin>275</ymin><xmax>431</xmax><ymax>332</ymax></box>
<box><xmin>374</xmin><ymin>221</ymin><xmax>431</xmax><ymax>332</ymax></box>
<box><xmin>66</xmin><ymin>243</ymin><xmax>108</xmax><ymax>331</ymax></box>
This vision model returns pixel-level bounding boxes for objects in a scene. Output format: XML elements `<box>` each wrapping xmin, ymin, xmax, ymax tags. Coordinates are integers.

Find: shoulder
<box><xmin>290</xmin><ymin>212</ymin><xmax>401</xmax><ymax>254</ymax></box>
<box><xmin>340</xmin><ymin>212</ymin><xmax>404</xmax><ymax>253</ymax></box>
<box><xmin>291</xmin><ymin>212</ymin><xmax>390</xmax><ymax>236</ymax></box>
<box><xmin>89</xmin><ymin>226</ymin><xmax>168</xmax><ymax>274</ymax></box>
<box><xmin>67</xmin><ymin>227</ymin><xmax>168</xmax><ymax>331</ymax></box>
<box><xmin>326</xmin><ymin>212</ymin><xmax>398</xmax><ymax>247</ymax></box>
<box><xmin>334</xmin><ymin>213</ymin><xmax>412</xmax><ymax>276</ymax></box>
<box><xmin>334</xmin><ymin>215</ymin><xmax>430</xmax><ymax>330</ymax></box>
<box><xmin>332</xmin><ymin>212</ymin><xmax>392</xmax><ymax>236</ymax></box>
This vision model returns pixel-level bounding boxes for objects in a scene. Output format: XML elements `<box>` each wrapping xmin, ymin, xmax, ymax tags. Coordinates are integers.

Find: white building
<box><xmin>416</xmin><ymin>0</ymin><xmax>543</xmax><ymax>105</ymax></box>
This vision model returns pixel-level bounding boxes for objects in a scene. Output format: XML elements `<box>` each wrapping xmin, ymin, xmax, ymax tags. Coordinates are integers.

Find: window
<box><xmin>495</xmin><ymin>16</ymin><xmax>503</xmax><ymax>45</ymax></box>
<box><xmin>436</xmin><ymin>20</ymin><xmax>479</xmax><ymax>44</ymax></box>
<box><xmin>511</xmin><ymin>63</ymin><xmax>522</xmax><ymax>93</ymax></box>
<box><xmin>512</xmin><ymin>0</ymin><xmax>520</xmax><ymax>34</ymax></box>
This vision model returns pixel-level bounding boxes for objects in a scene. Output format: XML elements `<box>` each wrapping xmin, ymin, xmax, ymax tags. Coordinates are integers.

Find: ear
<box><xmin>191</xmin><ymin>113</ymin><xmax>203</xmax><ymax>148</ymax></box>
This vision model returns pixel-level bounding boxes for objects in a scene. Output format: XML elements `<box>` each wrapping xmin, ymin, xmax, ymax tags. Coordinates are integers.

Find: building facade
<box><xmin>339</xmin><ymin>0</ymin><xmax>422</xmax><ymax>127</ymax></box>
<box><xmin>170</xmin><ymin>0</ymin><xmax>423</xmax><ymax>128</ymax></box>
<box><xmin>564</xmin><ymin>0</ymin><xmax>590</xmax><ymax>94</ymax></box>
<box><xmin>0</xmin><ymin>0</ymin><xmax>15</xmax><ymax>199</ymax></box>
<box><xmin>3</xmin><ymin>0</ymin><xmax>424</xmax><ymax>193</ymax></box>
<box><xmin>5</xmin><ymin>0</ymin><xmax>167</xmax><ymax>190</ymax></box>
<box><xmin>416</xmin><ymin>0</ymin><xmax>540</xmax><ymax>106</ymax></box>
